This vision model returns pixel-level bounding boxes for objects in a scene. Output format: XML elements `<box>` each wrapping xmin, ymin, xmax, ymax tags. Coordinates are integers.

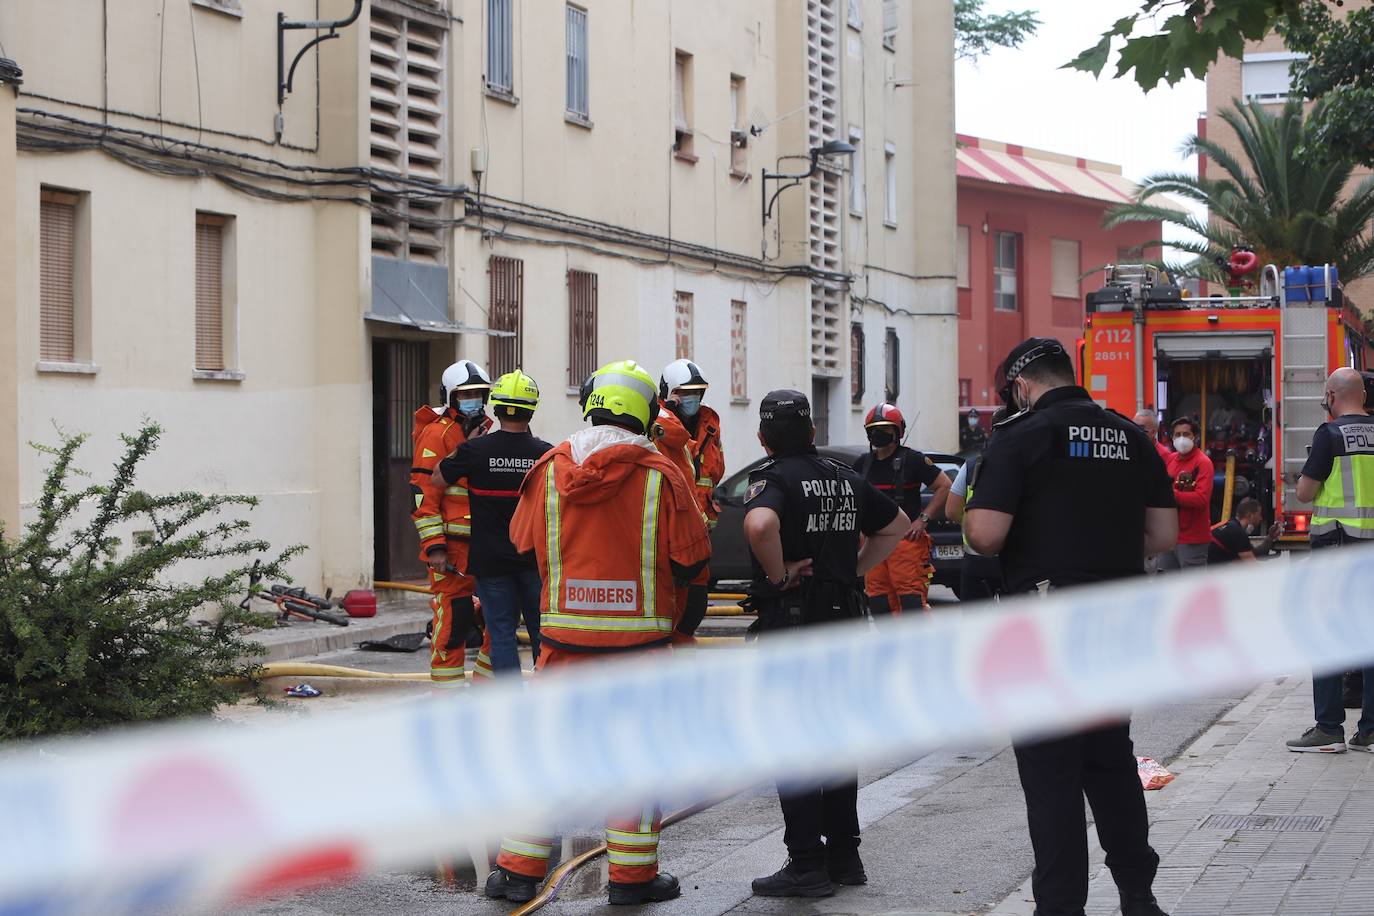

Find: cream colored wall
<box><xmin>0</xmin><ymin>81</ymin><xmax>17</xmax><ymax>535</ymax></box>
<box><xmin>835</xmin><ymin>0</ymin><xmax>958</xmax><ymax>451</ymax></box>
<box><xmin>452</xmin><ymin>0</ymin><xmax>957</xmax><ymax>457</ymax></box>
<box><xmin>4</xmin><ymin>0</ymin><xmax>370</xmax><ymax>588</ymax></box>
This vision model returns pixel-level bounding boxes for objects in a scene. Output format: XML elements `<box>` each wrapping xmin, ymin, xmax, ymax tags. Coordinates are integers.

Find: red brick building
<box><xmin>955</xmin><ymin>135</ymin><xmax>1168</xmax><ymax>405</ymax></box>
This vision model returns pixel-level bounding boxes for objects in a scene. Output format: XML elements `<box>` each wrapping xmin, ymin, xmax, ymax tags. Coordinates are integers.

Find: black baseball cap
<box><xmin>759</xmin><ymin>389</ymin><xmax>812</xmax><ymax>423</ymax></box>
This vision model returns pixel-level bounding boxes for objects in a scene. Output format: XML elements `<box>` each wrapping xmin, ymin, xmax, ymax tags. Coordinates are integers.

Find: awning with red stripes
<box><xmin>955</xmin><ymin>134</ymin><xmax>1183</xmax><ymax>211</ymax></box>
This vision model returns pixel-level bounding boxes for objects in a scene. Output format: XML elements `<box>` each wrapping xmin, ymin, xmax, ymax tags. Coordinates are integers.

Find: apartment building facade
<box><xmin>955</xmin><ymin>136</ymin><xmax>1163</xmax><ymax>406</ymax></box>
<box><xmin>0</xmin><ymin>0</ymin><xmax>955</xmax><ymax>586</ymax></box>
<box><xmin>1202</xmin><ymin>0</ymin><xmax>1373</xmax><ymax>311</ymax></box>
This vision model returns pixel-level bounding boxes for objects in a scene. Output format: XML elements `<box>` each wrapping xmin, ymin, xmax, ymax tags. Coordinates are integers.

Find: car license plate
<box><xmin>934</xmin><ymin>545</ymin><xmax>964</xmax><ymax>560</ymax></box>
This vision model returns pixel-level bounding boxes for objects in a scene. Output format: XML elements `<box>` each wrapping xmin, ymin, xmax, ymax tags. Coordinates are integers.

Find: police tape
<box><xmin>2</xmin><ymin>548</ymin><xmax>1371</xmax><ymax>915</ymax></box>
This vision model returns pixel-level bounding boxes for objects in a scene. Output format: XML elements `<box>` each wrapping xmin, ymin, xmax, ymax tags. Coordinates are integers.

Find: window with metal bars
<box><xmin>194</xmin><ymin>213</ymin><xmax>232</xmax><ymax>371</ymax></box>
<box><xmin>39</xmin><ymin>189</ymin><xmax>79</xmax><ymax>363</ymax></box>
<box><xmin>730</xmin><ymin>300</ymin><xmax>747</xmax><ymax>400</ymax></box>
<box><xmin>674</xmin><ymin>291</ymin><xmax>694</xmax><ymax>359</ymax></box>
<box><xmin>567</xmin><ymin>269</ymin><xmax>597</xmax><ymax>386</ymax></box>
<box><xmin>850</xmin><ymin>323</ymin><xmax>865</xmax><ymax>404</ymax></box>
<box><xmin>487</xmin><ymin>0</ymin><xmax>513</xmax><ymax>93</ymax></box>
<box><xmin>370</xmin><ymin>8</ymin><xmax>447</xmax><ymax>263</ymax></box>
<box><xmin>884</xmin><ymin>328</ymin><xmax>900</xmax><ymax>402</ymax></box>
<box><xmin>489</xmin><ymin>256</ymin><xmax>523</xmax><ymax>376</ymax></box>
<box><xmin>565</xmin><ymin>5</ymin><xmax>589</xmax><ymax>119</ymax></box>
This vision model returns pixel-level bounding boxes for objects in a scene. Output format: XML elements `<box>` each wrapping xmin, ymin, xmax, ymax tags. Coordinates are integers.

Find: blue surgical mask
<box><xmin>457</xmin><ymin>398</ymin><xmax>485</xmax><ymax>417</ymax></box>
<box><xmin>678</xmin><ymin>395</ymin><xmax>702</xmax><ymax>417</ymax></box>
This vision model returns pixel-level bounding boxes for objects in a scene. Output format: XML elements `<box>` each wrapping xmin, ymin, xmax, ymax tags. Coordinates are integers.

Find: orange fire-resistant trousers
<box><xmin>427</xmin><ymin>538</ymin><xmax>476</xmax><ymax>688</ymax></box>
<box><xmin>495</xmin><ymin>647</ymin><xmax>664</xmax><ymax>885</ymax></box>
<box><xmin>865</xmin><ymin>532</ymin><xmax>933</xmax><ymax>615</ymax></box>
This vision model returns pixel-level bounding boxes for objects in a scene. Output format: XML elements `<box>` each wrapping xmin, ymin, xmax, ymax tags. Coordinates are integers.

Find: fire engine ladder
<box><xmin>1277</xmin><ymin>264</ymin><xmax>1332</xmax><ymax>510</ymax></box>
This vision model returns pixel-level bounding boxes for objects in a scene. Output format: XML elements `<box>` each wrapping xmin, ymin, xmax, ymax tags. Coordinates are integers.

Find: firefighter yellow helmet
<box><xmin>489</xmin><ymin>370</ymin><xmax>541</xmax><ymax>418</ymax></box>
<box><xmin>582</xmin><ymin>360</ymin><xmax>660</xmax><ymax>434</ymax></box>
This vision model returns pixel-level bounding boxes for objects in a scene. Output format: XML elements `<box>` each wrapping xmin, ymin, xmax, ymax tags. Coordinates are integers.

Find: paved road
<box><xmin>219</xmin><ymin>588</ymin><xmax>1248</xmax><ymax>916</ymax></box>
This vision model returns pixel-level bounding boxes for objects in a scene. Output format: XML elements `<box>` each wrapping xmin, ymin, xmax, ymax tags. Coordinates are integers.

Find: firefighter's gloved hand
<box><xmin>426</xmin><ymin>548</ymin><xmax>449</xmax><ymax>571</ymax></box>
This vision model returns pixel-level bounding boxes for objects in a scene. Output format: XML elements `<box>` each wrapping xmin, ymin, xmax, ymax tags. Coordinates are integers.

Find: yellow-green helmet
<box><xmin>582</xmin><ymin>360</ymin><xmax>659</xmax><ymax>434</ymax></box>
<box><xmin>489</xmin><ymin>370</ymin><xmax>541</xmax><ymax>417</ymax></box>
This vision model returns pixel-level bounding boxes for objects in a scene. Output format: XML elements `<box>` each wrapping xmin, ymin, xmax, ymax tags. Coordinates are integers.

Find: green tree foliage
<box><xmin>1066</xmin><ymin>0</ymin><xmax>1300</xmax><ymax>87</ymax></box>
<box><xmin>954</xmin><ymin>0</ymin><xmax>1040</xmax><ymax>61</ymax></box>
<box><xmin>1281</xmin><ymin>1</ymin><xmax>1374</xmax><ymax>166</ymax></box>
<box><xmin>1068</xmin><ymin>1</ymin><xmax>1374</xmax><ymax>167</ymax></box>
<box><xmin>0</xmin><ymin>423</ymin><xmax>297</xmax><ymax>740</ymax></box>
<box><xmin>1102</xmin><ymin>100</ymin><xmax>1374</xmax><ymax>283</ymax></box>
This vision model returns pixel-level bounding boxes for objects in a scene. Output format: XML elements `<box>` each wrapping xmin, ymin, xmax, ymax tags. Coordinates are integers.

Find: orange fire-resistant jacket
<box><xmin>410</xmin><ymin>406</ymin><xmax>491</xmax><ymax>560</ymax></box>
<box><xmin>511</xmin><ymin>426</ymin><xmax>712</xmax><ymax>651</ymax></box>
<box><xmin>652</xmin><ymin>403</ymin><xmax>726</xmax><ymax>527</ymax></box>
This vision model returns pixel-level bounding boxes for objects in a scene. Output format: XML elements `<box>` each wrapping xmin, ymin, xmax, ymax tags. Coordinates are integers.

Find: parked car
<box><xmin>709</xmin><ymin>445</ymin><xmax>965</xmax><ymax>596</ymax></box>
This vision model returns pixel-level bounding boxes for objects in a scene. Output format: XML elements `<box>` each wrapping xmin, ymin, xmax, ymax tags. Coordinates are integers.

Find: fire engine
<box><xmin>1080</xmin><ymin>262</ymin><xmax>1373</xmax><ymax>548</ymax></box>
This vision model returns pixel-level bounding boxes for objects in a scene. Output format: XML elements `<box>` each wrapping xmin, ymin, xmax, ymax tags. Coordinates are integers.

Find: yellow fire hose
<box><xmin>1220</xmin><ymin>453</ymin><xmax>1236</xmax><ymax>523</ymax></box>
<box><xmin>708</xmin><ymin>592</ymin><xmax>748</xmax><ymax>601</ymax></box>
<box><xmin>509</xmin><ymin>794</ymin><xmax>736</xmax><ymax>916</ymax></box>
<box><xmin>373</xmin><ymin>580</ymin><xmax>433</xmax><ymax>595</ymax></box>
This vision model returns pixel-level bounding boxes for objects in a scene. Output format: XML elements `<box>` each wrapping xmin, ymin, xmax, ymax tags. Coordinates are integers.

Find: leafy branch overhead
<box><xmin>1065</xmin><ymin>0</ymin><xmax>1305</xmax><ymax>88</ymax></box>
<box><xmin>1068</xmin><ymin>1</ymin><xmax>1374</xmax><ymax>169</ymax></box>
<box><xmin>954</xmin><ymin>0</ymin><xmax>1040</xmax><ymax>61</ymax></box>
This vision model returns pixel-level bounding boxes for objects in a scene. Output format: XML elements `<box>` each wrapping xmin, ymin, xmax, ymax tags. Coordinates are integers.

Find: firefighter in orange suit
<box><xmin>410</xmin><ymin>360</ymin><xmax>492</xmax><ymax>688</ymax></box>
<box><xmin>853</xmin><ymin>403</ymin><xmax>951</xmax><ymax>616</ymax></box>
<box><xmin>484</xmin><ymin>360</ymin><xmax>711</xmax><ymax>908</ymax></box>
<box><xmin>652</xmin><ymin>358</ymin><xmax>726</xmax><ymax>639</ymax></box>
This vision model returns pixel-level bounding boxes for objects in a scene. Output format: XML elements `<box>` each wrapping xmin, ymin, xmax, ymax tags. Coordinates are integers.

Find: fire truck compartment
<box><xmin>1155</xmin><ymin>334</ymin><xmax>1275</xmax><ymax>522</ymax></box>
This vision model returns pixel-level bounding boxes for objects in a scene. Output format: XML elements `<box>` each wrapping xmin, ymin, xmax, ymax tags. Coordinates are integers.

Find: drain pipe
<box><xmin>1134</xmin><ymin>297</ymin><xmax>1147</xmax><ymax>412</ymax></box>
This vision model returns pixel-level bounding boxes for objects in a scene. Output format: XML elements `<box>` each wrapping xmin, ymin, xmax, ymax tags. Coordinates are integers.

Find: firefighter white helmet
<box><xmin>440</xmin><ymin>360</ymin><xmax>492</xmax><ymax>407</ymax></box>
<box><xmin>658</xmin><ymin>359</ymin><xmax>709</xmax><ymax>401</ymax></box>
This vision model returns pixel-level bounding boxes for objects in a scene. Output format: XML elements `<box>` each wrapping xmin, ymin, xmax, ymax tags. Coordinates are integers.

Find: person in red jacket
<box><xmin>485</xmin><ymin>359</ymin><xmax>711</xmax><ymax>908</ymax></box>
<box><xmin>410</xmin><ymin>360</ymin><xmax>492</xmax><ymax>687</ymax></box>
<box><xmin>1159</xmin><ymin>417</ymin><xmax>1214</xmax><ymax>570</ymax></box>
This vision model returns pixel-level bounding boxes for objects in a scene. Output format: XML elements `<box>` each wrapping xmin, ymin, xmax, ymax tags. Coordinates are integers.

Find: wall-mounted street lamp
<box><xmin>760</xmin><ymin>139</ymin><xmax>857</xmax><ymax>226</ymax></box>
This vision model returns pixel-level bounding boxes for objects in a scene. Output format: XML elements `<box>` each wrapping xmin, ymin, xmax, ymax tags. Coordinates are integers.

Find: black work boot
<box><xmin>751</xmin><ymin>859</ymin><xmax>835</xmax><ymax>898</ymax></box>
<box><xmin>484</xmin><ymin>868</ymin><xmax>538</xmax><ymax>903</ymax></box>
<box><xmin>608</xmin><ymin>873</ymin><xmax>681</xmax><ymax>905</ymax></box>
<box><xmin>1121</xmin><ymin>892</ymin><xmax>1170</xmax><ymax>916</ymax></box>
<box><xmin>826</xmin><ymin>848</ymin><xmax>867</xmax><ymax>886</ymax></box>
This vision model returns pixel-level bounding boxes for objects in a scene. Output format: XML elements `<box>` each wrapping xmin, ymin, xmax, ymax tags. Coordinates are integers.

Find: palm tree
<box><xmin>1104</xmin><ymin>99</ymin><xmax>1374</xmax><ymax>286</ymax></box>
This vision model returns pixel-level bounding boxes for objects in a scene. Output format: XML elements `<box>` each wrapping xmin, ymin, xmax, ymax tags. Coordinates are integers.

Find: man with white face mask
<box><xmin>1157</xmin><ymin>417</ymin><xmax>1213</xmax><ymax>571</ymax></box>
<box><xmin>651</xmin><ymin>359</ymin><xmax>726</xmax><ymax>638</ymax></box>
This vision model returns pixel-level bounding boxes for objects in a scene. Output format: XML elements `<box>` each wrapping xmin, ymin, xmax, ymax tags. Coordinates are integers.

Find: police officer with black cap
<box><xmin>965</xmin><ymin>338</ymin><xmax>1178</xmax><ymax>916</ymax></box>
<box><xmin>742</xmin><ymin>389</ymin><xmax>910</xmax><ymax>899</ymax></box>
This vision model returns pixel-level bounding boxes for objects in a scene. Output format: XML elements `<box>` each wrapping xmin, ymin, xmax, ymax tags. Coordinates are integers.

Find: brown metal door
<box><xmin>372</xmin><ymin>339</ymin><xmax>431</xmax><ymax>581</ymax></box>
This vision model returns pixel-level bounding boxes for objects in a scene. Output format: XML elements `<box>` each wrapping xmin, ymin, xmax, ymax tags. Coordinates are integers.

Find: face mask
<box><xmin>1173</xmin><ymin>436</ymin><xmax>1195</xmax><ymax>455</ymax></box>
<box><xmin>677</xmin><ymin>395</ymin><xmax>702</xmax><ymax>417</ymax></box>
<box><xmin>1321</xmin><ymin>394</ymin><xmax>1334</xmax><ymax>417</ymax></box>
<box><xmin>457</xmin><ymin>398</ymin><xmax>485</xmax><ymax>417</ymax></box>
<box><xmin>967</xmin><ymin>415</ymin><xmax>979</xmax><ymax>428</ymax></box>
<box><xmin>867</xmin><ymin>428</ymin><xmax>896</xmax><ymax>448</ymax></box>
<box><xmin>1244</xmin><ymin>522</ymin><xmax>1258</xmax><ymax>535</ymax></box>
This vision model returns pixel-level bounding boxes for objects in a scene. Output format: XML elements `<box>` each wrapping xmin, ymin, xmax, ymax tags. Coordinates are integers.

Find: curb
<box><xmin>250</xmin><ymin>604</ymin><xmax>434</xmax><ymax>663</ymax></box>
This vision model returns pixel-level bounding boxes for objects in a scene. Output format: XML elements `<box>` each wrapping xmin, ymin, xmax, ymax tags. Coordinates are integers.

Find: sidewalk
<box><xmin>992</xmin><ymin>674</ymin><xmax>1374</xmax><ymax>916</ymax></box>
<box><xmin>249</xmin><ymin>588</ymin><xmax>432</xmax><ymax>662</ymax></box>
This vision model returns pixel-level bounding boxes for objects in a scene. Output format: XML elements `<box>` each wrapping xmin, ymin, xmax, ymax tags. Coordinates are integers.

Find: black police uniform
<box><xmin>967</xmin><ymin>384</ymin><xmax>1175</xmax><ymax>916</ymax></box>
<box><xmin>745</xmin><ymin>431</ymin><xmax>899</xmax><ymax>883</ymax></box>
